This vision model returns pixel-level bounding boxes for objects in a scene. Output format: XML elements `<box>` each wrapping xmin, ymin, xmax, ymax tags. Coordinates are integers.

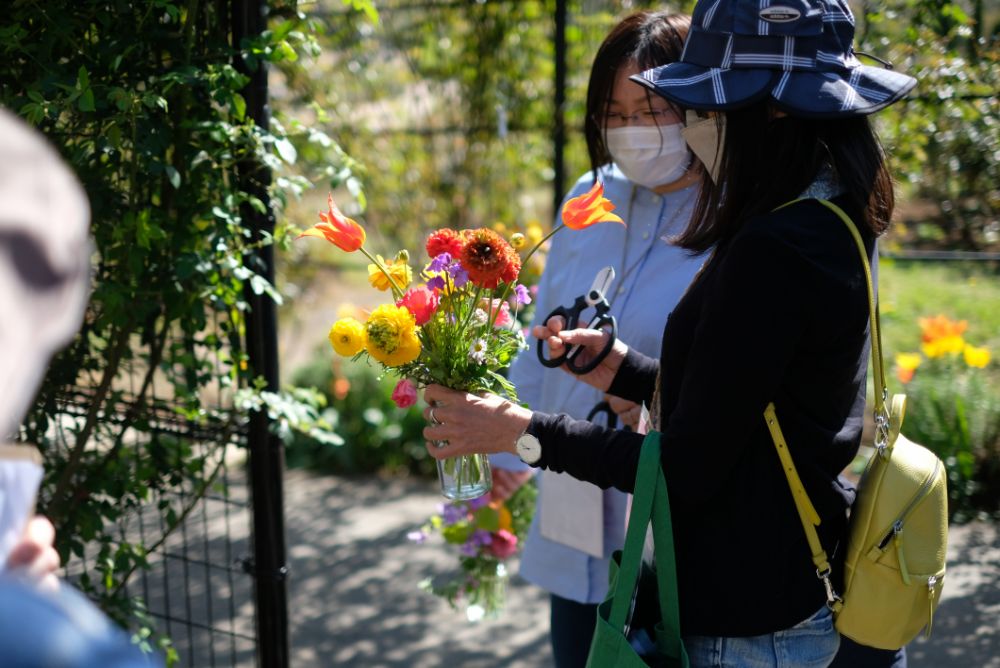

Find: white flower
<box><xmin>471</xmin><ymin>308</ymin><xmax>488</xmax><ymax>326</ymax></box>
<box><xmin>468</xmin><ymin>338</ymin><xmax>488</xmax><ymax>364</ymax></box>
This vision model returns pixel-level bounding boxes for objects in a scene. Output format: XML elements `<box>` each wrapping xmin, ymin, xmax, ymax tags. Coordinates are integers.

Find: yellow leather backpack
<box><xmin>765</xmin><ymin>198</ymin><xmax>949</xmax><ymax>650</ymax></box>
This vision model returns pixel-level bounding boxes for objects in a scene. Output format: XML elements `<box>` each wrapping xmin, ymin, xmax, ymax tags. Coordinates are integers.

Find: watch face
<box><xmin>517</xmin><ymin>433</ymin><xmax>542</xmax><ymax>464</ymax></box>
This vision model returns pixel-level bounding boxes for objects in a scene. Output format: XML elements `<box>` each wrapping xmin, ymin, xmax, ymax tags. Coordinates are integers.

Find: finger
<box><xmin>544</xmin><ymin>315</ymin><xmax>566</xmax><ymax>334</ymax></box>
<box><xmin>25</xmin><ymin>517</ymin><xmax>55</xmax><ymax>549</ymax></box>
<box><xmin>423</xmin><ymin>383</ymin><xmax>458</xmax><ymax>406</ymax></box>
<box><xmin>25</xmin><ymin>546</ymin><xmax>60</xmax><ymax>580</ymax></box>
<box><xmin>557</xmin><ymin>328</ymin><xmax>609</xmax><ymax>347</ymax></box>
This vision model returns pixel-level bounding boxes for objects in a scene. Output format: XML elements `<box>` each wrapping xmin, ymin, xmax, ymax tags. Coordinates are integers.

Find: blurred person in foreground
<box><xmin>0</xmin><ymin>106</ymin><xmax>160</xmax><ymax>667</ymax></box>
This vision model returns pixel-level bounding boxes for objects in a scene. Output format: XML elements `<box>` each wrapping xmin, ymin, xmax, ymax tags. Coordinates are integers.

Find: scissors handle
<box><xmin>536</xmin><ymin>302</ymin><xmax>582</xmax><ymax>368</ymax></box>
<box><xmin>564</xmin><ymin>312</ymin><xmax>617</xmax><ymax>375</ymax></box>
<box><xmin>585</xmin><ymin>400</ymin><xmax>619</xmax><ymax>430</ymax></box>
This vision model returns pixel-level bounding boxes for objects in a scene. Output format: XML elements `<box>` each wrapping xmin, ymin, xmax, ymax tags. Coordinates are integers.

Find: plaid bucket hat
<box><xmin>631</xmin><ymin>0</ymin><xmax>917</xmax><ymax>117</ymax></box>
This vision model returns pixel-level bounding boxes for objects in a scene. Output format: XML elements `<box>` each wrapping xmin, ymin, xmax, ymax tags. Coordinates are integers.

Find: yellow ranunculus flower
<box><xmin>963</xmin><ymin>344</ymin><xmax>991</xmax><ymax>369</ymax></box>
<box><xmin>328</xmin><ymin>318</ymin><xmax>365</xmax><ymax>357</ymax></box>
<box><xmin>368</xmin><ymin>255</ymin><xmax>412</xmax><ymax>292</ymax></box>
<box><xmin>364</xmin><ymin>304</ymin><xmax>421</xmax><ymax>366</ymax></box>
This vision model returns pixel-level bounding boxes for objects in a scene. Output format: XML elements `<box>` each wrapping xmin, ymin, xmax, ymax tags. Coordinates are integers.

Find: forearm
<box><xmin>528</xmin><ymin>412</ymin><xmax>645</xmax><ymax>493</ymax></box>
<box><xmin>607</xmin><ymin>346</ymin><xmax>659</xmax><ymax>405</ymax></box>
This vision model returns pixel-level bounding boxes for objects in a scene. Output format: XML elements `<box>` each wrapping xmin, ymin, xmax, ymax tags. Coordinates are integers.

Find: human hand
<box><xmin>6</xmin><ymin>516</ymin><xmax>60</xmax><ymax>591</ymax></box>
<box><xmin>491</xmin><ymin>468</ymin><xmax>533</xmax><ymax>502</ymax></box>
<box><xmin>533</xmin><ymin>315</ymin><xmax>627</xmax><ymax>392</ymax></box>
<box><xmin>605</xmin><ymin>394</ymin><xmax>641</xmax><ymax>431</ymax></box>
<box><xmin>422</xmin><ymin>385</ymin><xmax>533</xmax><ymax>461</ymax></box>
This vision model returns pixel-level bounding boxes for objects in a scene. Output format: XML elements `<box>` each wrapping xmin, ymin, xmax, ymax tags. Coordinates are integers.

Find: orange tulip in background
<box><xmin>561</xmin><ymin>181</ymin><xmax>625</xmax><ymax>230</ymax></box>
<box><xmin>298</xmin><ymin>194</ymin><xmax>366</xmax><ymax>252</ymax></box>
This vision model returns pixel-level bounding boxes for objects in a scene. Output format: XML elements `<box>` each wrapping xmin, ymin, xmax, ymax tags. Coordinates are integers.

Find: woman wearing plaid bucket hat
<box><xmin>423</xmin><ymin>0</ymin><xmax>917</xmax><ymax>666</ymax></box>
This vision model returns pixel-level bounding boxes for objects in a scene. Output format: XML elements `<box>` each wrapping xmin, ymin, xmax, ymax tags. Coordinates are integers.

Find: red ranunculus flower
<box><xmin>426</xmin><ymin>228</ymin><xmax>467</xmax><ymax>259</ymax></box>
<box><xmin>396</xmin><ymin>285</ymin><xmax>440</xmax><ymax>326</ymax></box>
<box><xmin>459</xmin><ymin>228</ymin><xmax>521</xmax><ymax>289</ymax></box>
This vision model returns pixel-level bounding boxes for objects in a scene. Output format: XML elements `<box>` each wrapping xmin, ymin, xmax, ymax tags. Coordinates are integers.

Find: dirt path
<box><xmin>282</xmin><ymin>469</ymin><xmax>999</xmax><ymax>667</ymax></box>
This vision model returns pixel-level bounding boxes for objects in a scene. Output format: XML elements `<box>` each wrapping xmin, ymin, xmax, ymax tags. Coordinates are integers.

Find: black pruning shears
<box><xmin>537</xmin><ymin>265</ymin><xmax>618</xmax><ymax>375</ymax></box>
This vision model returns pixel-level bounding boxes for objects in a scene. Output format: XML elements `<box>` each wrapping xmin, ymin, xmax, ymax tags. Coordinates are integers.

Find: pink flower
<box><xmin>486</xmin><ymin>529</ymin><xmax>518</xmax><ymax>559</ymax></box>
<box><xmin>479</xmin><ymin>298</ymin><xmax>512</xmax><ymax>328</ymax></box>
<box><xmin>391</xmin><ymin>379</ymin><xmax>418</xmax><ymax>408</ymax></box>
<box><xmin>396</xmin><ymin>285</ymin><xmax>440</xmax><ymax>326</ymax></box>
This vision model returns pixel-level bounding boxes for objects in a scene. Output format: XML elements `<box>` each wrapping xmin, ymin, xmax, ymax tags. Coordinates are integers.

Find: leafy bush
<box><xmin>288</xmin><ymin>353</ymin><xmax>434</xmax><ymax>476</ymax></box>
<box><xmin>0</xmin><ymin>0</ymin><xmax>364</xmax><ymax>653</ymax></box>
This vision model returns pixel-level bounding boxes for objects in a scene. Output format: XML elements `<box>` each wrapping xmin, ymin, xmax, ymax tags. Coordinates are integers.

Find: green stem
<box><xmin>492</xmin><ymin>223</ymin><xmax>565</xmax><ymax>315</ymax></box>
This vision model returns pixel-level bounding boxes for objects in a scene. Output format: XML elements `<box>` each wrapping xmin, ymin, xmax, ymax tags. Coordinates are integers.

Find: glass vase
<box><xmin>437</xmin><ymin>452</ymin><xmax>492</xmax><ymax>500</ymax></box>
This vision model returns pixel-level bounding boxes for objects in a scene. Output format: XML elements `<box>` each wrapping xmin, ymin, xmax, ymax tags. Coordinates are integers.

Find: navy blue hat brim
<box><xmin>633</xmin><ymin>62</ymin><xmax>917</xmax><ymax>118</ymax></box>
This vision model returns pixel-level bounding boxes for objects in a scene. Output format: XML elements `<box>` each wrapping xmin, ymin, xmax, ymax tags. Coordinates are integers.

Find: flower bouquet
<box><xmin>408</xmin><ymin>479</ymin><xmax>537</xmax><ymax>621</ymax></box>
<box><xmin>298</xmin><ymin>181</ymin><xmax>623</xmax><ymax>499</ymax></box>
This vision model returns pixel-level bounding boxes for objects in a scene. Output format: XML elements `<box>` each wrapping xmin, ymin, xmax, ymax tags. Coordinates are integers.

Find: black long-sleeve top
<box><xmin>526</xmin><ymin>196</ymin><xmax>874</xmax><ymax>637</ymax></box>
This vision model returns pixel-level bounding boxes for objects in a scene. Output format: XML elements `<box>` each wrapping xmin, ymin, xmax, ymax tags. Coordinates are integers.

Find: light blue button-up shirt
<box><xmin>494</xmin><ymin>164</ymin><xmax>705</xmax><ymax>603</ymax></box>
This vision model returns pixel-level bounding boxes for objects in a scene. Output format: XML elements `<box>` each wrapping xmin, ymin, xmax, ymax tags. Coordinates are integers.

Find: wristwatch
<box><xmin>515</xmin><ymin>431</ymin><xmax>542</xmax><ymax>465</ymax></box>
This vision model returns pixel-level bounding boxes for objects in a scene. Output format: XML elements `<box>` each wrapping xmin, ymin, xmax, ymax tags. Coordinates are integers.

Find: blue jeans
<box><xmin>684</xmin><ymin>606</ymin><xmax>840</xmax><ymax>668</ymax></box>
<box><xmin>0</xmin><ymin>578</ymin><xmax>159</xmax><ymax>667</ymax></box>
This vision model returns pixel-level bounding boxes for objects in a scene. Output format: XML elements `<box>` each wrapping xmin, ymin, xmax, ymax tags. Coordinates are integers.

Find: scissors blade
<box><xmin>589</xmin><ymin>265</ymin><xmax>616</xmax><ymax>300</ymax></box>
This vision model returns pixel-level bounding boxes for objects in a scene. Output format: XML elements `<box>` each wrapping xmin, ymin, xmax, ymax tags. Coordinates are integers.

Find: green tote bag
<box><xmin>586</xmin><ymin>431</ymin><xmax>690</xmax><ymax>668</ymax></box>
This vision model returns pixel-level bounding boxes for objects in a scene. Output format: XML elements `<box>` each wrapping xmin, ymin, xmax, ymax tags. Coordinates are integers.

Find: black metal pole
<box><xmin>232</xmin><ymin>1</ymin><xmax>290</xmax><ymax>667</ymax></box>
<box><xmin>553</xmin><ymin>0</ymin><xmax>568</xmax><ymax>216</ymax></box>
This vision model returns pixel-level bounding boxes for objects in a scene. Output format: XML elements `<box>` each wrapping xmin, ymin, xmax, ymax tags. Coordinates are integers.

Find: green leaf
<box><xmin>77</xmin><ymin>65</ymin><xmax>90</xmax><ymax>90</ymax></box>
<box><xmin>231</xmin><ymin>92</ymin><xmax>246</xmax><ymax>120</ymax></box>
<box><xmin>164</xmin><ymin>165</ymin><xmax>181</xmax><ymax>189</ymax></box>
<box><xmin>78</xmin><ymin>89</ymin><xmax>96</xmax><ymax>112</ymax></box>
<box><xmin>274</xmin><ymin>137</ymin><xmax>297</xmax><ymax>164</ymax></box>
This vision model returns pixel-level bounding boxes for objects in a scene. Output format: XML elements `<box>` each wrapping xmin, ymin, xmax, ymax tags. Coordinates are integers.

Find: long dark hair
<box><xmin>584</xmin><ymin>11</ymin><xmax>690</xmax><ymax>177</ymax></box>
<box><xmin>677</xmin><ymin>103</ymin><xmax>895</xmax><ymax>250</ymax></box>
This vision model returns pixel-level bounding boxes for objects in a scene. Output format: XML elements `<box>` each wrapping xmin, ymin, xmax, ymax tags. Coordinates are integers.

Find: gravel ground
<box><xmin>282</xmin><ymin>470</ymin><xmax>999</xmax><ymax>667</ymax></box>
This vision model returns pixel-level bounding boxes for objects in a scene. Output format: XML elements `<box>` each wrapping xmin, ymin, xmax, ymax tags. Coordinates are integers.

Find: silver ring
<box><xmin>429</xmin><ymin>407</ymin><xmax>441</xmax><ymax>425</ymax></box>
<box><xmin>432</xmin><ymin>439</ymin><xmax>448</xmax><ymax>449</ymax></box>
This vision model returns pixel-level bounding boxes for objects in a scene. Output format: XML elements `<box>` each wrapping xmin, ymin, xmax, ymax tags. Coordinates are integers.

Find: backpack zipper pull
<box><xmin>925</xmin><ymin>575</ymin><xmax>939</xmax><ymax>637</ymax></box>
<box><xmin>892</xmin><ymin>521</ymin><xmax>911</xmax><ymax>585</ymax></box>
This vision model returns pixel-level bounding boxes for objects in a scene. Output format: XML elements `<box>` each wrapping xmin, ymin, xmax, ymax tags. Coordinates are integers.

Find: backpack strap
<box><xmin>762</xmin><ymin>197</ymin><xmax>885</xmax><ymax>613</ymax></box>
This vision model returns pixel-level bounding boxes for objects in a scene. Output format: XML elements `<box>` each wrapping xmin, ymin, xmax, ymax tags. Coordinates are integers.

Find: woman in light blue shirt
<box><xmin>490</xmin><ymin>11</ymin><xmax>704</xmax><ymax>666</ymax></box>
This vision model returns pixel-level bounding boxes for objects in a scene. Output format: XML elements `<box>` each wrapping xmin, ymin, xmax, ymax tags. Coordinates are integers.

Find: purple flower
<box><xmin>467</xmin><ymin>495</ymin><xmax>490</xmax><ymax>511</ymax></box>
<box><xmin>426</xmin><ymin>275</ymin><xmax>445</xmax><ymax>291</ymax></box>
<box><xmin>472</xmin><ymin>529</ymin><xmax>493</xmax><ymax>546</ymax></box>
<box><xmin>451</xmin><ymin>267</ymin><xmax>469</xmax><ymax>288</ymax></box>
<box><xmin>407</xmin><ymin>530</ymin><xmax>427</xmax><ymax>544</ymax></box>
<box><xmin>513</xmin><ymin>284</ymin><xmax>531</xmax><ymax>305</ymax></box>
<box><xmin>460</xmin><ymin>542</ymin><xmax>478</xmax><ymax>557</ymax></box>
<box><xmin>428</xmin><ymin>253</ymin><xmax>452</xmax><ymax>272</ymax></box>
<box><xmin>441</xmin><ymin>503</ymin><xmax>466</xmax><ymax>526</ymax></box>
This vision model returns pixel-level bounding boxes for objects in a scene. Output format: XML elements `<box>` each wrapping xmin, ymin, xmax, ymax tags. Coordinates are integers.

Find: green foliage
<box><xmin>860</xmin><ymin>1</ymin><xmax>999</xmax><ymax>250</ymax></box>
<box><xmin>276</xmin><ymin>0</ymin><xmax>669</xmax><ymax>257</ymax></box>
<box><xmin>288</xmin><ymin>353</ymin><xmax>434</xmax><ymax>475</ymax></box>
<box><xmin>899</xmin><ymin>360</ymin><xmax>999</xmax><ymax>522</ymax></box>
<box><xmin>880</xmin><ymin>262</ymin><xmax>1000</xmax><ymax>521</ymax></box>
<box><xmin>0</xmin><ymin>0</ymin><xmax>347</xmax><ymax>650</ymax></box>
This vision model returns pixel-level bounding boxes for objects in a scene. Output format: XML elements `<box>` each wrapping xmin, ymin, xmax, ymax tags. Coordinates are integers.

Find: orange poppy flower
<box><xmin>561</xmin><ymin>181</ymin><xmax>625</xmax><ymax>230</ymax></box>
<box><xmin>298</xmin><ymin>194</ymin><xmax>366</xmax><ymax>252</ymax></box>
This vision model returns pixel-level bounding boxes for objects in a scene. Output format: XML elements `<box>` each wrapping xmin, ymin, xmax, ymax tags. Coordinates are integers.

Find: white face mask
<box><xmin>605</xmin><ymin>124</ymin><xmax>692</xmax><ymax>190</ymax></box>
<box><xmin>681</xmin><ymin>110</ymin><xmax>726</xmax><ymax>184</ymax></box>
